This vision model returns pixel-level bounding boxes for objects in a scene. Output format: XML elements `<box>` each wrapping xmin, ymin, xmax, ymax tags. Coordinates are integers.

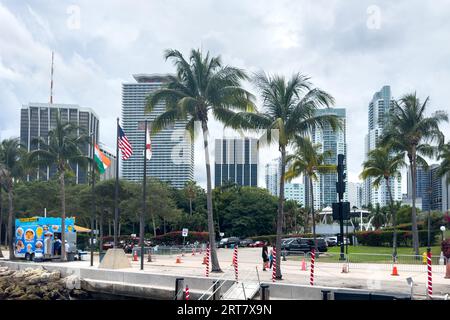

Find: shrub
<box><xmin>442</xmin><ymin>239</ymin><xmax>450</xmax><ymax>259</ymax></box>
<box><xmin>355</xmin><ymin>230</ymin><xmax>437</xmax><ymax>247</ymax></box>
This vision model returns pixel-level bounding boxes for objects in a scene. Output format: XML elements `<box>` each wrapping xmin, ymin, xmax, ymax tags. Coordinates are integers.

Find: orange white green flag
<box><xmin>94</xmin><ymin>144</ymin><xmax>111</xmax><ymax>174</ymax></box>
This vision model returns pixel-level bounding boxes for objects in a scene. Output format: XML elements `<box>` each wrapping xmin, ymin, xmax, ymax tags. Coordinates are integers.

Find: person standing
<box><xmin>269</xmin><ymin>246</ymin><xmax>274</xmax><ymax>269</ymax></box>
<box><xmin>262</xmin><ymin>244</ymin><xmax>269</xmax><ymax>271</ymax></box>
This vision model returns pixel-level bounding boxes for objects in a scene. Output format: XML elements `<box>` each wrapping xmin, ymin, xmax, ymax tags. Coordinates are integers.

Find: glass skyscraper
<box><xmin>20</xmin><ymin>102</ymin><xmax>99</xmax><ymax>184</ymax></box>
<box><xmin>121</xmin><ymin>74</ymin><xmax>194</xmax><ymax>188</ymax></box>
<box><xmin>214</xmin><ymin>137</ymin><xmax>258</xmax><ymax>187</ymax></box>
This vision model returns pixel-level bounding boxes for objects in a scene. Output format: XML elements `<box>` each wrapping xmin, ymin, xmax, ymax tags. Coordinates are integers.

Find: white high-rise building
<box><xmin>121</xmin><ymin>74</ymin><xmax>194</xmax><ymax>188</ymax></box>
<box><xmin>305</xmin><ymin>108</ymin><xmax>347</xmax><ymax>210</ymax></box>
<box><xmin>284</xmin><ymin>183</ymin><xmax>305</xmax><ymax>206</ymax></box>
<box><xmin>348</xmin><ymin>182</ymin><xmax>363</xmax><ymax>209</ymax></box>
<box><xmin>265</xmin><ymin>158</ymin><xmax>281</xmax><ymax>196</ymax></box>
<box><xmin>363</xmin><ymin>86</ymin><xmax>402</xmax><ymax>207</ymax></box>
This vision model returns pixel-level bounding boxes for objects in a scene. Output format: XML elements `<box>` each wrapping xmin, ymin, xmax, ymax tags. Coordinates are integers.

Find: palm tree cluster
<box><xmin>0</xmin><ymin>115</ymin><xmax>90</xmax><ymax>261</ymax></box>
<box><xmin>361</xmin><ymin>93</ymin><xmax>448</xmax><ymax>256</ymax></box>
<box><xmin>147</xmin><ymin>49</ymin><xmax>339</xmax><ymax>276</ymax></box>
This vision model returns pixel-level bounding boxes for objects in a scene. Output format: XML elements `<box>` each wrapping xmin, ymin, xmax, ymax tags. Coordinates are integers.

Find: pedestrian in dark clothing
<box><xmin>262</xmin><ymin>245</ymin><xmax>269</xmax><ymax>271</ymax></box>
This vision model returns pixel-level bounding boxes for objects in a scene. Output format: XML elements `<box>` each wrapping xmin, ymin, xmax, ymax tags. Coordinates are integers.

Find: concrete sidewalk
<box><xmin>1</xmin><ymin>247</ymin><xmax>449</xmax><ymax>298</ymax></box>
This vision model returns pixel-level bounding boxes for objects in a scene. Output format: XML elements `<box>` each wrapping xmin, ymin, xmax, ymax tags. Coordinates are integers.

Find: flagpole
<box><xmin>114</xmin><ymin>117</ymin><xmax>120</xmax><ymax>249</ymax></box>
<box><xmin>90</xmin><ymin>130</ymin><xmax>96</xmax><ymax>266</ymax></box>
<box><xmin>140</xmin><ymin>120</ymin><xmax>148</xmax><ymax>270</ymax></box>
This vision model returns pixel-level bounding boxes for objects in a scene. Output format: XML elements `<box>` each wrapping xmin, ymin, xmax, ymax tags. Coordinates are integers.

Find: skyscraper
<box><xmin>20</xmin><ymin>102</ymin><xmax>99</xmax><ymax>184</ymax></box>
<box><xmin>121</xmin><ymin>74</ymin><xmax>194</xmax><ymax>188</ymax></box>
<box><xmin>284</xmin><ymin>183</ymin><xmax>305</xmax><ymax>206</ymax></box>
<box><xmin>363</xmin><ymin>86</ymin><xmax>402</xmax><ymax>207</ymax></box>
<box><xmin>407</xmin><ymin>164</ymin><xmax>445</xmax><ymax>211</ymax></box>
<box><xmin>348</xmin><ymin>182</ymin><xmax>363</xmax><ymax>209</ymax></box>
<box><xmin>305</xmin><ymin>108</ymin><xmax>347</xmax><ymax>209</ymax></box>
<box><xmin>265</xmin><ymin>158</ymin><xmax>281</xmax><ymax>196</ymax></box>
<box><xmin>214</xmin><ymin>137</ymin><xmax>258</xmax><ymax>188</ymax></box>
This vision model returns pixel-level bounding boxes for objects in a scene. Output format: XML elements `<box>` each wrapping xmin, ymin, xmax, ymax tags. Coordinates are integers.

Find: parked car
<box><xmin>325</xmin><ymin>236</ymin><xmax>338</xmax><ymax>247</ymax></box>
<box><xmin>249</xmin><ymin>241</ymin><xmax>266</xmax><ymax>247</ymax></box>
<box><xmin>239</xmin><ymin>238</ymin><xmax>254</xmax><ymax>247</ymax></box>
<box><xmin>218</xmin><ymin>237</ymin><xmax>240</xmax><ymax>248</ymax></box>
<box><xmin>281</xmin><ymin>238</ymin><xmax>310</xmax><ymax>254</ymax></box>
<box><xmin>304</xmin><ymin>238</ymin><xmax>328</xmax><ymax>253</ymax></box>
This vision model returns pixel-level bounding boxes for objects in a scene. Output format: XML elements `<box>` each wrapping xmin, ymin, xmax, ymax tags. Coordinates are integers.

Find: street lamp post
<box><xmin>90</xmin><ymin>132</ymin><xmax>96</xmax><ymax>267</ymax></box>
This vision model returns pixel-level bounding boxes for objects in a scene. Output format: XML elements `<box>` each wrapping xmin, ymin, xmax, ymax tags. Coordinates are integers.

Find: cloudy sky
<box><xmin>1</xmin><ymin>0</ymin><xmax>449</xmax><ymax>189</ymax></box>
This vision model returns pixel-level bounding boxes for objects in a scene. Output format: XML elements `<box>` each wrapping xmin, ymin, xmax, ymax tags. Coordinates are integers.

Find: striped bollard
<box><xmin>310</xmin><ymin>249</ymin><xmax>315</xmax><ymax>286</ymax></box>
<box><xmin>233</xmin><ymin>245</ymin><xmax>238</xmax><ymax>282</ymax></box>
<box><xmin>185</xmin><ymin>285</ymin><xmax>190</xmax><ymax>300</ymax></box>
<box><xmin>205</xmin><ymin>245</ymin><xmax>210</xmax><ymax>277</ymax></box>
<box><xmin>272</xmin><ymin>247</ymin><xmax>277</xmax><ymax>282</ymax></box>
<box><xmin>427</xmin><ymin>250</ymin><xmax>432</xmax><ymax>298</ymax></box>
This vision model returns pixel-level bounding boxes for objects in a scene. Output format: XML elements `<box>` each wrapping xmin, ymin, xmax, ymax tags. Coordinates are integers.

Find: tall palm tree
<box><xmin>360</xmin><ymin>147</ymin><xmax>405</xmax><ymax>258</ymax></box>
<box><xmin>285</xmin><ymin>137</ymin><xmax>336</xmax><ymax>251</ymax></box>
<box><xmin>184</xmin><ymin>181</ymin><xmax>197</xmax><ymax>215</ymax></box>
<box><xmin>29</xmin><ymin>115</ymin><xmax>89</xmax><ymax>261</ymax></box>
<box><xmin>381</xmin><ymin>93</ymin><xmax>448</xmax><ymax>255</ymax></box>
<box><xmin>146</xmin><ymin>49</ymin><xmax>255</xmax><ymax>272</ymax></box>
<box><xmin>232</xmin><ymin>72</ymin><xmax>338</xmax><ymax>278</ymax></box>
<box><xmin>437</xmin><ymin>142</ymin><xmax>450</xmax><ymax>209</ymax></box>
<box><xmin>0</xmin><ymin>138</ymin><xmax>26</xmax><ymax>259</ymax></box>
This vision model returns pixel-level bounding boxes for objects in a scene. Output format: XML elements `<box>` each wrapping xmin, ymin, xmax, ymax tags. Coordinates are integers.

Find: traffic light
<box><xmin>336</xmin><ymin>154</ymin><xmax>346</xmax><ymax>197</ymax></box>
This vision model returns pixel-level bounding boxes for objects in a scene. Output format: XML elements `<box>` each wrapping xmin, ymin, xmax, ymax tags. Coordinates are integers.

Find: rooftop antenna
<box><xmin>50</xmin><ymin>51</ymin><xmax>54</xmax><ymax>104</ymax></box>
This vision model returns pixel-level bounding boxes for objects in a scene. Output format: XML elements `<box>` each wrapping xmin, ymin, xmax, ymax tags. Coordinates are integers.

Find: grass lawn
<box><xmin>287</xmin><ymin>245</ymin><xmax>443</xmax><ymax>264</ymax></box>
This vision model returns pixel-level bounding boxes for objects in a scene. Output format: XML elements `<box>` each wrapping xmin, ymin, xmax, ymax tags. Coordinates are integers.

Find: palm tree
<box><xmin>184</xmin><ymin>181</ymin><xmax>197</xmax><ymax>215</ymax></box>
<box><xmin>233</xmin><ymin>72</ymin><xmax>338</xmax><ymax>278</ymax></box>
<box><xmin>285</xmin><ymin>137</ymin><xmax>336</xmax><ymax>251</ymax></box>
<box><xmin>29</xmin><ymin>115</ymin><xmax>89</xmax><ymax>261</ymax></box>
<box><xmin>360</xmin><ymin>147</ymin><xmax>405</xmax><ymax>258</ymax></box>
<box><xmin>146</xmin><ymin>49</ymin><xmax>255</xmax><ymax>272</ymax></box>
<box><xmin>0</xmin><ymin>138</ymin><xmax>26</xmax><ymax>259</ymax></box>
<box><xmin>381</xmin><ymin>93</ymin><xmax>448</xmax><ymax>255</ymax></box>
<box><xmin>437</xmin><ymin>142</ymin><xmax>450</xmax><ymax>208</ymax></box>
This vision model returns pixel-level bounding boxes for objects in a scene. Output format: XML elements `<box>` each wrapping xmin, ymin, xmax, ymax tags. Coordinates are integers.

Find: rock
<box><xmin>70</xmin><ymin>289</ymin><xmax>90</xmax><ymax>299</ymax></box>
<box><xmin>64</xmin><ymin>274</ymin><xmax>80</xmax><ymax>290</ymax></box>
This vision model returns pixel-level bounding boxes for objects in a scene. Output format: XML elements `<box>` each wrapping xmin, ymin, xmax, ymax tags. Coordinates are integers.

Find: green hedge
<box><xmin>355</xmin><ymin>230</ymin><xmax>437</xmax><ymax>247</ymax></box>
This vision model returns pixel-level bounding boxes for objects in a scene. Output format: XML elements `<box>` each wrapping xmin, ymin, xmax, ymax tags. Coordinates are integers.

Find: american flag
<box><xmin>118</xmin><ymin>125</ymin><xmax>133</xmax><ymax>160</ymax></box>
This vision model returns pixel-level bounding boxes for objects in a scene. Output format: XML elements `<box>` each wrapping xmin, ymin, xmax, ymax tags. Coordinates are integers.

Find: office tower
<box><xmin>348</xmin><ymin>182</ymin><xmax>363</xmax><ymax>209</ymax></box>
<box><xmin>20</xmin><ymin>102</ymin><xmax>99</xmax><ymax>184</ymax></box>
<box><xmin>214</xmin><ymin>137</ymin><xmax>258</xmax><ymax>187</ymax></box>
<box><xmin>407</xmin><ymin>164</ymin><xmax>445</xmax><ymax>211</ymax></box>
<box><xmin>98</xmin><ymin>143</ymin><xmax>116</xmax><ymax>181</ymax></box>
<box><xmin>265</xmin><ymin>158</ymin><xmax>281</xmax><ymax>196</ymax></box>
<box><xmin>284</xmin><ymin>183</ymin><xmax>305</xmax><ymax>206</ymax></box>
<box><xmin>121</xmin><ymin>74</ymin><xmax>194</xmax><ymax>188</ymax></box>
<box><xmin>363</xmin><ymin>86</ymin><xmax>402</xmax><ymax>207</ymax></box>
<box><xmin>305</xmin><ymin>108</ymin><xmax>347</xmax><ymax>210</ymax></box>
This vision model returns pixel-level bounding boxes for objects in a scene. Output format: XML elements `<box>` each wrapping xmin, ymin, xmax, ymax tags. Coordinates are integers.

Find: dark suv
<box><xmin>281</xmin><ymin>238</ymin><xmax>310</xmax><ymax>254</ymax></box>
<box><xmin>304</xmin><ymin>238</ymin><xmax>328</xmax><ymax>252</ymax></box>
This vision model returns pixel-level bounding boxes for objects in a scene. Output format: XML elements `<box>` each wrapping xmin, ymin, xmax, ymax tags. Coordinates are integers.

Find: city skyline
<box><xmin>1</xmin><ymin>1</ymin><xmax>450</xmax><ymax>190</ymax></box>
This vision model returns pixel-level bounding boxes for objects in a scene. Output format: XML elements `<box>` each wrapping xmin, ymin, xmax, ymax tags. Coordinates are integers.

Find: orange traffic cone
<box><xmin>301</xmin><ymin>258</ymin><xmax>307</xmax><ymax>271</ymax></box>
<box><xmin>391</xmin><ymin>264</ymin><xmax>399</xmax><ymax>276</ymax></box>
<box><xmin>445</xmin><ymin>261</ymin><xmax>450</xmax><ymax>279</ymax></box>
<box><xmin>202</xmin><ymin>256</ymin><xmax>207</xmax><ymax>265</ymax></box>
<box><xmin>133</xmin><ymin>250</ymin><xmax>138</xmax><ymax>261</ymax></box>
<box><xmin>176</xmin><ymin>256</ymin><xmax>182</xmax><ymax>263</ymax></box>
<box><xmin>192</xmin><ymin>248</ymin><xmax>195</xmax><ymax>256</ymax></box>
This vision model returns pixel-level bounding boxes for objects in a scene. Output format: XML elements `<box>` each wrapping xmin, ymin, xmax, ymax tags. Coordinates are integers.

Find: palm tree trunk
<box><xmin>189</xmin><ymin>199</ymin><xmax>193</xmax><ymax>215</ymax></box>
<box><xmin>309</xmin><ymin>175</ymin><xmax>318</xmax><ymax>252</ymax></box>
<box><xmin>410</xmin><ymin>148</ymin><xmax>420</xmax><ymax>255</ymax></box>
<box><xmin>60</xmin><ymin>171</ymin><xmax>67</xmax><ymax>261</ymax></box>
<box><xmin>0</xmin><ymin>186</ymin><xmax>3</xmax><ymax>258</ymax></box>
<box><xmin>201</xmin><ymin>121</ymin><xmax>221</xmax><ymax>272</ymax></box>
<box><xmin>7</xmin><ymin>187</ymin><xmax>14</xmax><ymax>260</ymax></box>
<box><xmin>275</xmin><ymin>146</ymin><xmax>286</xmax><ymax>279</ymax></box>
<box><xmin>385</xmin><ymin>177</ymin><xmax>397</xmax><ymax>259</ymax></box>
